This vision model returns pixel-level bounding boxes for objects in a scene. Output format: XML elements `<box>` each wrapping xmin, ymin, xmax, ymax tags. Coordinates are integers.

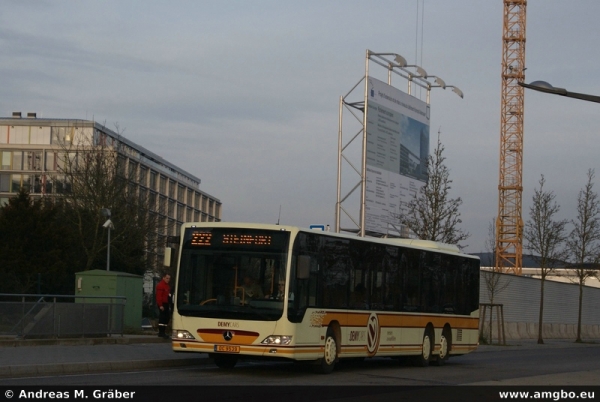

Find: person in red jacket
<box><xmin>156</xmin><ymin>273</ymin><xmax>171</xmax><ymax>339</ymax></box>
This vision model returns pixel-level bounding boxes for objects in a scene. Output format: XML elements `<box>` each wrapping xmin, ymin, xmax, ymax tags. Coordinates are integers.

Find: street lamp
<box><xmin>519</xmin><ymin>80</ymin><xmax>600</xmax><ymax>103</ymax></box>
<box><xmin>392</xmin><ymin>54</ymin><xmax>428</xmax><ymax>76</ymax></box>
<box><xmin>423</xmin><ymin>75</ymin><xmax>464</xmax><ymax>104</ymax></box>
<box><xmin>391</xmin><ymin>54</ymin><xmax>428</xmax><ymax>95</ymax></box>
<box><xmin>101</xmin><ymin>208</ymin><xmax>114</xmax><ymax>271</ymax></box>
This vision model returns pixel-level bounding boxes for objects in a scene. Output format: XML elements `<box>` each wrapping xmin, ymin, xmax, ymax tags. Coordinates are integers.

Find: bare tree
<box><xmin>481</xmin><ymin>219</ymin><xmax>510</xmax><ymax>343</ymax></box>
<box><xmin>524</xmin><ymin>175</ymin><xmax>568</xmax><ymax>344</ymax></box>
<box><xmin>57</xmin><ymin>124</ymin><xmax>159</xmax><ymax>274</ymax></box>
<box><xmin>399</xmin><ymin>131</ymin><xmax>469</xmax><ymax>247</ymax></box>
<box><xmin>566</xmin><ymin>169</ymin><xmax>600</xmax><ymax>343</ymax></box>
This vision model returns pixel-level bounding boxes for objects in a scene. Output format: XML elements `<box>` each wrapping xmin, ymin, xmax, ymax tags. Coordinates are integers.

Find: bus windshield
<box><xmin>175</xmin><ymin>227</ymin><xmax>290</xmax><ymax>321</ymax></box>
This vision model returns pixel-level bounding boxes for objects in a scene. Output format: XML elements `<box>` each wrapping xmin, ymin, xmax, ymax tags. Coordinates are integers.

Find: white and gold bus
<box><xmin>169</xmin><ymin>222</ymin><xmax>479</xmax><ymax>373</ymax></box>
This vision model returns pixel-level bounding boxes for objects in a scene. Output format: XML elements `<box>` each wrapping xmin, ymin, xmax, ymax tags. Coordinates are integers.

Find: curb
<box><xmin>0</xmin><ymin>357</ymin><xmax>210</xmax><ymax>379</ymax></box>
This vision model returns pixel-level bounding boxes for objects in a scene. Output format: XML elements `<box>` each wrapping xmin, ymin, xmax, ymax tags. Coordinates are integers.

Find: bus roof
<box><xmin>181</xmin><ymin>222</ymin><xmax>478</xmax><ymax>260</ymax></box>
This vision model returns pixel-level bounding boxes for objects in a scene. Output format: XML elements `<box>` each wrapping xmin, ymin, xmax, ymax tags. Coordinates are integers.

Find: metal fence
<box><xmin>0</xmin><ymin>294</ymin><xmax>126</xmax><ymax>339</ymax></box>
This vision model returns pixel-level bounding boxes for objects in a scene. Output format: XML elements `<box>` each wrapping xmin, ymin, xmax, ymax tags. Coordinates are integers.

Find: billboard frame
<box><xmin>335</xmin><ymin>50</ymin><xmax>458</xmax><ymax>238</ymax></box>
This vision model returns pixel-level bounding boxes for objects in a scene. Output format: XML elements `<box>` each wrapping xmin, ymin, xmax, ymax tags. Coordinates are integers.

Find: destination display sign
<box><xmin>186</xmin><ymin>228</ymin><xmax>285</xmax><ymax>249</ymax></box>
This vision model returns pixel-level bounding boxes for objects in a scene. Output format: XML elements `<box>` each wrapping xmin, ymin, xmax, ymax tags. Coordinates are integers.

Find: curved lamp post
<box><xmin>392</xmin><ymin>54</ymin><xmax>428</xmax><ymax>95</ymax></box>
<box><xmin>424</xmin><ymin>75</ymin><xmax>464</xmax><ymax>104</ymax></box>
<box><xmin>519</xmin><ymin>80</ymin><xmax>600</xmax><ymax>103</ymax></box>
<box><xmin>393</xmin><ymin>54</ymin><xmax>428</xmax><ymax>77</ymax></box>
<box><xmin>101</xmin><ymin>208</ymin><xmax>114</xmax><ymax>271</ymax></box>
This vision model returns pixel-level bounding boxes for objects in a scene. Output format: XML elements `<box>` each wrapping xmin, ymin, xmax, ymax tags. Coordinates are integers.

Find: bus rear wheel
<box><xmin>315</xmin><ymin>327</ymin><xmax>338</xmax><ymax>374</ymax></box>
<box><xmin>433</xmin><ymin>328</ymin><xmax>451</xmax><ymax>366</ymax></box>
<box><xmin>213</xmin><ymin>354</ymin><xmax>238</xmax><ymax>369</ymax></box>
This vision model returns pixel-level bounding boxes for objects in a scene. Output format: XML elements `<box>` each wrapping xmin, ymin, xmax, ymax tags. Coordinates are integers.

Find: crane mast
<box><xmin>496</xmin><ymin>0</ymin><xmax>527</xmax><ymax>275</ymax></box>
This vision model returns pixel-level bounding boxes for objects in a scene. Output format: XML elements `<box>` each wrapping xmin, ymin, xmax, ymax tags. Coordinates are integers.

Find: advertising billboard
<box><xmin>365</xmin><ymin>77</ymin><xmax>430</xmax><ymax>236</ymax></box>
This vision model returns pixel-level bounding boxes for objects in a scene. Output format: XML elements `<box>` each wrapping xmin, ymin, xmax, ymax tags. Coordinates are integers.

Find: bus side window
<box><xmin>297</xmin><ymin>255</ymin><xmax>310</xmax><ymax>279</ymax></box>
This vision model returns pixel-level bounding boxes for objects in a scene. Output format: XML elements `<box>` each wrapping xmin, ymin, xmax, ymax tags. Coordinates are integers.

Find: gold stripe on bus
<box><xmin>174</xmin><ymin>341</ymin><xmax>324</xmax><ymax>356</ymax></box>
<box><xmin>340</xmin><ymin>346</ymin><xmax>367</xmax><ymax>353</ymax></box>
<box><xmin>345</xmin><ymin>313</ymin><xmax>370</xmax><ymax>326</ymax></box>
<box><xmin>197</xmin><ymin>333</ymin><xmax>259</xmax><ymax>344</ymax></box>
<box><xmin>173</xmin><ymin>340</ymin><xmax>476</xmax><ymax>358</ymax></box>
<box><xmin>319</xmin><ymin>310</ymin><xmax>478</xmax><ymax>330</ymax></box>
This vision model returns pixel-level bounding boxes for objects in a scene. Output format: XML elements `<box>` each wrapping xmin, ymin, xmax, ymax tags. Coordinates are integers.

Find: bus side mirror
<box><xmin>297</xmin><ymin>255</ymin><xmax>310</xmax><ymax>279</ymax></box>
<box><xmin>163</xmin><ymin>247</ymin><xmax>172</xmax><ymax>267</ymax></box>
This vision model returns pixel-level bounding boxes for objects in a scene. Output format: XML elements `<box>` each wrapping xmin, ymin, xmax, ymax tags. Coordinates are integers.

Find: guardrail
<box><xmin>0</xmin><ymin>294</ymin><xmax>126</xmax><ymax>339</ymax></box>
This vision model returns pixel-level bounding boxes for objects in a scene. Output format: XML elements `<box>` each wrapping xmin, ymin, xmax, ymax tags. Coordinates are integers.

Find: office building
<box><xmin>0</xmin><ymin>112</ymin><xmax>222</xmax><ymax>270</ymax></box>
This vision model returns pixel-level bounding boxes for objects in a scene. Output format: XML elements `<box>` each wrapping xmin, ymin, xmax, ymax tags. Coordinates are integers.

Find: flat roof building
<box><xmin>0</xmin><ymin>113</ymin><xmax>221</xmax><ymax>271</ymax></box>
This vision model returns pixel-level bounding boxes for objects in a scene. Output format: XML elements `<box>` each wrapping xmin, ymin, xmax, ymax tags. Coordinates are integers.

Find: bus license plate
<box><xmin>214</xmin><ymin>345</ymin><xmax>240</xmax><ymax>353</ymax></box>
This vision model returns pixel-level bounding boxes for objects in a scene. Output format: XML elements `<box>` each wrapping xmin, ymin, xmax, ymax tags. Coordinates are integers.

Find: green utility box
<box><xmin>75</xmin><ymin>270</ymin><xmax>143</xmax><ymax>330</ymax></box>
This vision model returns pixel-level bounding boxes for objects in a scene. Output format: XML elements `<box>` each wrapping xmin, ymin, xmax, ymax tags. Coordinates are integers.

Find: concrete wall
<box><xmin>479</xmin><ymin>272</ymin><xmax>600</xmax><ymax>340</ymax></box>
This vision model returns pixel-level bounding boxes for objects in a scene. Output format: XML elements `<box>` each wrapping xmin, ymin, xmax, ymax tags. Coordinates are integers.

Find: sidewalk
<box><xmin>0</xmin><ymin>334</ymin><xmax>210</xmax><ymax>379</ymax></box>
<box><xmin>0</xmin><ymin>336</ymin><xmax>596</xmax><ymax>379</ymax></box>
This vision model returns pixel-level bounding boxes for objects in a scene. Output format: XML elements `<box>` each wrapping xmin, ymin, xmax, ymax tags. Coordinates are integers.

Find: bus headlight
<box><xmin>261</xmin><ymin>335</ymin><xmax>292</xmax><ymax>345</ymax></box>
<box><xmin>173</xmin><ymin>330</ymin><xmax>195</xmax><ymax>340</ymax></box>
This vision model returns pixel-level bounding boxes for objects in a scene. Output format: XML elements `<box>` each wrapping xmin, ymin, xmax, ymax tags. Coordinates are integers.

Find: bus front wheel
<box><xmin>315</xmin><ymin>327</ymin><xmax>338</xmax><ymax>374</ymax></box>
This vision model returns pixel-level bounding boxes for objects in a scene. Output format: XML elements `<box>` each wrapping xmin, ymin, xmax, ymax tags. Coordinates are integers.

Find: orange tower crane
<box><xmin>496</xmin><ymin>0</ymin><xmax>527</xmax><ymax>275</ymax></box>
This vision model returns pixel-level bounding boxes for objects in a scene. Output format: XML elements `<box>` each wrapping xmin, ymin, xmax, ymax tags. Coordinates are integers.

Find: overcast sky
<box><xmin>2</xmin><ymin>1</ymin><xmax>600</xmax><ymax>254</ymax></box>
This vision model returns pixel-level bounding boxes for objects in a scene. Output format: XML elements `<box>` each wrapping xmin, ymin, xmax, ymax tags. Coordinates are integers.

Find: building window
<box><xmin>159</xmin><ymin>175</ymin><xmax>167</xmax><ymax>194</ymax></box>
<box><xmin>11</xmin><ymin>174</ymin><xmax>30</xmax><ymax>192</ymax></box>
<box><xmin>168</xmin><ymin>200</ymin><xmax>175</xmax><ymax>219</ymax></box>
<box><xmin>158</xmin><ymin>216</ymin><xmax>166</xmax><ymax>235</ymax></box>
<box><xmin>55</xmin><ymin>175</ymin><xmax>72</xmax><ymax>194</ymax></box>
<box><xmin>159</xmin><ymin>196</ymin><xmax>167</xmax><ymax>215</ymax></box>
<box><xmin>56</xmin><ymin>152</ymin><xmax>77</xmax><ymax>171</ymax></box>
<box><xmin>139</xmin><ymin>166</ymin><xmax>148</xmax><ymax>186</ymax></box>
<box><xmin>128</xmin><ymin>181</ymin><xmax>137</xmax><ymax>197</ymax></box>
<box><xmin>0</xmin><ymin>173</ymin><xmax>9</xmax><ymax>191</ymax></box>
<box><xmin>45</xmin><ymin>175</ymin><xmax>53</xmax><ymax>194</ymax></box>
<box><xmin>169</xmin><ymin>180</ymin><xmax>175</xmax><ymax>198</ymax></box>
<box><xmin>9</xmin><ymin>126</ymin><xmax>30</xmax><ymax>144</ymax></box>
<box><xmin>25</xmin><ymin>151</ymin><xmax>42</xmax><ymax>171</ymax></box>
<box><xmin>1</xmin><ymin>151</ymin><xmax>11</xmax><ymax>170</ymax></box>
<box><xmin>51</xmin><ymin>127</ymin><xmax>74</xmax><ymax>145</ymax></box>
<box><xmin>139</xmin><ymin>187</ymin><xmax>148</xmax><ymax>205</ymax></box>
<box><xmin>94</xmin><ymin>131</ymin><xmax>114</xmax><ymax>147</ymax></box>
<box><xmin>128</xmin><ymin>160</ymin><xmax>138</xmax><ymax>180</ymax></box>
<box><xmin>168</xmin><ymin>219</ymin><xmax>176</xmax><ymax>236</ymax></box>
<box><xmin>32</xmin><ymin>175</ymin><xmax>42</xmax><ymax>193</ymax></box>
<box><xmin>176</xmin><ymin>203</ymin><xmax>184</xmax><ymax>222</ymax></box>
<box><xmin>45</xmin><ymin>152</ymin><xmax>56</xmax><ymax>171</ymax></box>
<box><xmin>12</xmin><ymin>151</ymin><xmax>23</xmax><ymax>170</ymax></box>
<box><xmin>177</xmin><ymin>185</ymin><xmax>185</xmax><ymax>203</ymax></box>
<box><xmin>30</xmin><ymin>127</ymin><xmax>51</xmax><ymax>144</ymax></box>
<box><xmin>0</xmin><ymin>126</ymin><xmax>7</xmax><ymax>144</ymax></box>
<box><xmin>117</xmin><ymin>156</ymin><xmax>127</xmax><ymax>176</ymax></box>
<box><xmin>149</xmin><ymin>191</ymin><xmax>157</xmax><ymax>212</ymax></box>
<box><xmin>150</xmin><ymin>171</ymin><xmax>157</xmax><ymax>190</ymax></box>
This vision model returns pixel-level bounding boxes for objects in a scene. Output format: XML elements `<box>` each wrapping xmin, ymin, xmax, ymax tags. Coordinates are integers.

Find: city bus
<box><xmin>169</xmin><ymin>222</ymin><xmax>480</xmax><ymax>373</ymax></box>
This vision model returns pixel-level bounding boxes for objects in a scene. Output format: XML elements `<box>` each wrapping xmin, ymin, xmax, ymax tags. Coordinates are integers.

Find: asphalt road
<box><xmin>2</xmin><ymin>340</ymin><xmax>599</xmax><ymax>386</ymax></box>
